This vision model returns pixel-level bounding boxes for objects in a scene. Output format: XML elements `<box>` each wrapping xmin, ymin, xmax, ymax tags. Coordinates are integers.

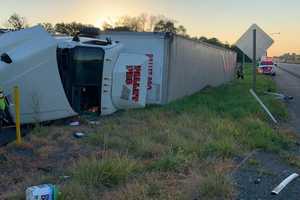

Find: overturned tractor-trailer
<box><xmin>0</xmin><ymin>26</ymin><xmax>237</xmax><ymax>124</ymax></box>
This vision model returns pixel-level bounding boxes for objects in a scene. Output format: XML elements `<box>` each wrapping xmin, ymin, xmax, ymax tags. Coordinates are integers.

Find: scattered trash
<box><xmin>265</xmin><ymin>91</ymin><xmax>294</xmax><ymax>101</ymax></box>
<box><xmin>89</xmin><ymin>120</ymin><xmax>100</xmax><ymax>125</ymax></box>
<box><xmin>69</xmin><ymin>121</ymin><xmax>80</xmax><ymax>126</ymax></box>
<box><xmin>26</xmin><ymin>184</ymin><xmax>58</xmax><ymax>200</ymax></box>
<box><xmin>250</xmin><ymin>89</ymin><xmax>278</xmax><ymax>124</ymax></box>
<box><xmin>73</xmin><ymin>132</ymin><xmax>86</xmax><ymax>138</ymax></box>
<box><xmin>254</xmin><ymin>178</ymin><xmax>262</xmax><ymax>184</ymax></box>
<box><xmin>59</xmin><ymin>175</ymin><xmax>71</xmax><ymax>180</ymax></box>
<box><xmin>37</xmin><ymin>166</ymin><xmax>53</xmax><ymax>173</ymax></box>
<box><xmin>271</xmin><ymin>173</ymin><xmax>299</xmax><ymax>195</ymax></box>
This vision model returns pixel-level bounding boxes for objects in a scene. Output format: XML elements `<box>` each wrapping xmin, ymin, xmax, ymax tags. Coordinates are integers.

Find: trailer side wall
<box><xmin>165</xmin><ymin>36</ymin><xmax>237</xmax><ymax>103</ymax></box>
<box><xmin>99</xmin><ymin>32</ymin><xmax>237</xmax><ymax>105</ymax></box>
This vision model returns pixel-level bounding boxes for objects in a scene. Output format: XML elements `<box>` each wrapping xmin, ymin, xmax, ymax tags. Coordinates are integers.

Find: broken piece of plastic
<box><xmin>250</xmin><ymin>89</ymin><xmax>278</xmax><ymax>124</ymax></box>
<box><xmin>265</xmin><ymin>92</ymin><xmax>294</xmax><ymax>101</ymax></box>
<box><xmin>73</xmin><ymin>132</ymin><xmax>85</xmax><ymax>138</ymax></box>
<box><xmin>89</xmin><ymin>121</ymin><xmax>100</xmax><ymax>125</ymax></box>
<box><xmin>271</xmin><ymin>173</ymin><xmax>299</xmax><ymax>195</ymax></box>
<box><xmin>69</xmin><ymin>121</ymin><xmax>80</xmax><ymax>126</ymax></box>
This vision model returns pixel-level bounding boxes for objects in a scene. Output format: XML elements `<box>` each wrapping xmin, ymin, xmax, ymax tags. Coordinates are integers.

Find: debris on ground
<box><xmin>271</xmin><ymin>173</ymin><xmax>299</xmax><ymax>195</ymax></box>
<box><xmin>26</xmin><ymin>184</ymin><xmax>58</xmax><ymax>200</ymax></box>
<box><xmin>254</xmin><ymin>178</ymin><xmax>262</xmax><ymax>184</ymax></box>
<box><xmin>88</xmin><ymin>120</ymin><xmax>100</xmax><ymax>125</ymax></box>
<box><xmin>234</xmin><ymin>151</ymin><xmax>300</xmax><ymax>199</ymax></box>
<box><xmin>59</xmin><ymin>176</ymin><xmax>71</xmax><ymax>181</ymax></box>
<box><xmin>250</xmin><ymin>89</ymin><xmax>278</xmax><ymax>124</ymax></box>
<box><xmin>265</xmin><ymin>91</ymin><xmax>294</xmax><ymax>101</ymax></box>
<box><xmin>69</xmin><ymin>121</ymin><xmax>80</xmax><ymax>126</ymax></box>
<box><xmin>37</xmin><ymin>166</ymin><xmax>53</xmax><ymax>174</ymax></box>
<box><xmin>73</xmin><ymin>132</ymin><xmax>86</xmax><ymax>138</ymax></box>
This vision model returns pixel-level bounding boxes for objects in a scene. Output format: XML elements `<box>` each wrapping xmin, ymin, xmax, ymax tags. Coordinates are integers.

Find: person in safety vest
<box><xmin>0</xmin><ymin>88</ymin><xmax>8</xmax><ymax>129</ymax></box>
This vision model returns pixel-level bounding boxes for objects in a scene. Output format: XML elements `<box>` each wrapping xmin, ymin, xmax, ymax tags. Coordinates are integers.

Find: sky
<box><xmin>1</xmin><ymin>0</ymin><xmax>300</xmax><ymax>56</ymax></box>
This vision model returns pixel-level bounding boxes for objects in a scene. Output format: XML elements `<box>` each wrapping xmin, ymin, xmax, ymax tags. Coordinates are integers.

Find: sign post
<box><xmin>252</xmin><ymin>29</ymin><xmax>257</xmax><ymax>91</ymax></box>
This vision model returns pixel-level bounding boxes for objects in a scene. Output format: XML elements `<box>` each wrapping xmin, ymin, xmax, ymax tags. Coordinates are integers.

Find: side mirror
<box><xmin>0</xmin><ymin>53</ymin><xmax>12</xmax><ymax>64</ymax></box>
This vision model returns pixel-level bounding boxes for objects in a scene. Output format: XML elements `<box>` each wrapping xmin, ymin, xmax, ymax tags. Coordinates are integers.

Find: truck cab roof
<box><xmin>55</xmin><ymin>36</ymin><xmax>121</xmax><ymax>50</ymax></box>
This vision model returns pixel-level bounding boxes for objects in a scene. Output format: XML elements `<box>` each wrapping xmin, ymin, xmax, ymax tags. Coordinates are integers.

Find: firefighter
<box><xmin>236</xmin><ymin>62</ymin><xmax>244</xmax><ymax>79</ymax></box>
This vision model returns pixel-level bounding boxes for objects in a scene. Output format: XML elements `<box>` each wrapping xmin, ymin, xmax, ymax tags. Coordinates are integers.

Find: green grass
<box><xmin>199</xmin><ymin>171</ymin><xmax>234</xmax><ymax>200</ymax></box>
<box><xmin>148</xmin><ymin>148</ymin><xmax>192</xmax><ymax>172</ymax></box>
<box><xmin>48</xmin><ymin>64</ymin><xmax>293</xmax><ymax>199</ymax></box>
<box><xmin>70</xmin><ymin>155</ymin><xmax>139</xmax><ymax>188</ymax></box>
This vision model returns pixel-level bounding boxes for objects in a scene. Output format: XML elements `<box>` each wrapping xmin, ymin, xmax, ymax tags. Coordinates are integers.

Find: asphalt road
<box><xmin>275</xmin><ymin>63</ymin><xmax>300</xmax><ymax>133</ymax></box>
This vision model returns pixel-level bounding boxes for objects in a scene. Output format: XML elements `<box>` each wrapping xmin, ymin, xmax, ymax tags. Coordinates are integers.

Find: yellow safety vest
<box><xmin>0</xmin><ymin>98</ymin><xmax>6</xmax><ymax>111</ymax></box>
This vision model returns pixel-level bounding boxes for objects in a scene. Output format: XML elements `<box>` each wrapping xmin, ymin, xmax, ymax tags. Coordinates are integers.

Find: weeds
<box><xmin>71</xmin><ymin>155</ymin><xmax>139</xmax><ymax>188</ymax></box>
<box><xmin>199</xmin><ymin>171</ymin><xmax>235</xmax><ymax>200</ymax></box>
<box><xmin>148</xmin><ymin>149</ymin><xmax>191</xmax><ymax>172</ymax></box>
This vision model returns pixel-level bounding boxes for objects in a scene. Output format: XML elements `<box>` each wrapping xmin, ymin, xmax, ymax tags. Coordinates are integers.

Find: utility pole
<box><xmin>252</xmin><ymin>29</ymin><xmax>257</xmax><ymax>91</ymax></box>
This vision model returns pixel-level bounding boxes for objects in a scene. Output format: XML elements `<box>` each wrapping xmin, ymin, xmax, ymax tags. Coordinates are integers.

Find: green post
<box><xmin>252</xmin><ymin>29</ymin><xmax>257</xmax><ymax>91</ymax></box>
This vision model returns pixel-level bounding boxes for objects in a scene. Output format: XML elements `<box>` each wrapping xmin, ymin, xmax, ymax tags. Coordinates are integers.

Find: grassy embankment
<box><xmin>5</xmin><ymin>64</ymin><xmax>294</xmax><ymax>199</ymax></box>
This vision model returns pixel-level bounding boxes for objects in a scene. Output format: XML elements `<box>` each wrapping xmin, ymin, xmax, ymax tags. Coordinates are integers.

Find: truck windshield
<box><xmin>57</xmin><ymin>46</ymin><xmax>104</xmax><ymax>114</ymax></box>
<box><xmin>73</xmin><ymin>47</ymin><xmax>104</xmax><ymax>86</ymax></box>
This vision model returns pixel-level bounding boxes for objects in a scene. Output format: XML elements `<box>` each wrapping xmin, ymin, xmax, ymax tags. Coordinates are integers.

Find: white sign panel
<box><xmin>235</xmin><ymin>24</ymin><xmax>274</xmax><ymax>61</ymax></box>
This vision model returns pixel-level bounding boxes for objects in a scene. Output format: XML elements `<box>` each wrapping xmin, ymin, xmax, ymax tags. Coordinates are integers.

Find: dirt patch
<box><xmin>0</xmin><ymin>124</ymin><xmax>100</xmax><ymax>199</ymax></box>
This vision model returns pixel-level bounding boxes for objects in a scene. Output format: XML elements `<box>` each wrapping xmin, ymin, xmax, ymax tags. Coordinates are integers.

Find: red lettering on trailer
<box><xmin>126</xmin><ymin>66</ymin><xmax>134</xmax><ymax>85</ymax></box>
<box><xmin>126</xmin><ymin>65</ymin><xmax>141</xmax><ymax>102</ymax></box>
<box><xmin>146</xmin><ymin>54</ymin><xmax>154</xmax><ymax>90</ymax></box>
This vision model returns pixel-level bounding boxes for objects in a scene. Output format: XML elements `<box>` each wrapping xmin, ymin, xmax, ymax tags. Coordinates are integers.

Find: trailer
<box><xmin>98</xmin><ymin>32</ymin><xmax>237</xmax><ymax>104</ymax></box>
<box><xmin>0</xmin><ymin>26</ymin><xmax>236</xmax><ymax>124</ymax></box>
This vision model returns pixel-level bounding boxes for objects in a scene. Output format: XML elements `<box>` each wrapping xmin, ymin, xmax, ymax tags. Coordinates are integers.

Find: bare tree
<box><xmin>153</xmin><ymin>19</ymin><xmax>188</xmax><ymax>36</ymax></box>
<box><xmin>137</xmin><ymin>13</ymin><xmax>148</xmax><ymax>32</ymax></box>
<box><xmin>177</xmin><ymin>25</ymin><xmax>187</xmax><ymax>36</ymax></box>
<box><xmin>54</xmin><ymin>22</ymin><xmax>96</xmax><ymax>36</ymax></box>
<box><xmin>115</xmin><ymin>14</ymin><xmax>163</xmax><ymax>32</ymax></box>
<box><xmin>148</xmin><ymin>15</ymin><xmax>166</xmax><ymax>32</ymax></box>
<box><xmin>6</xmin><ymin>13</ymin><xmax>28</xmax><ymax>30</ymax></box>
<box><xmin>38</xmin><ymin>23</ymin><xmax>55</xmax><ymax>34</ymax></box>
<box><xmin>102</xmin><ymin>21</ymin><xmax>113</xmax><ymax>31</ymax></box>
<box><xmin>154</xmin><ymin>20</ymin><xmax>178</xmax><ymax>34</ymax></box>
<box><xmin>101</xmin><ymin>13</ymin><xmax>188</xmax><ymax>35</ymax></box>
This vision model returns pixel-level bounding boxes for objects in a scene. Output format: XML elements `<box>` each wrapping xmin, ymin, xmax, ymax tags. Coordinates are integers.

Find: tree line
<box><xmin>2</xmin><ymin>13</ymin><xmax>242</xmax><ymax>55</ymax></box>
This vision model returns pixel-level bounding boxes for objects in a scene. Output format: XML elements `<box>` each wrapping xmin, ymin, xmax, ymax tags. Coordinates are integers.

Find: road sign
<box><xmin>236</xmin><ymin>24</ymin><xmax>274</xmax><ymax>61</ymax></box>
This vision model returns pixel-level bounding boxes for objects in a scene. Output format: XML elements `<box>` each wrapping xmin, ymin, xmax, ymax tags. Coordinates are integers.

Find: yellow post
<box><xmin>14</xmin><ymin>86</ymin><xmax>21</xmax><ymax>145</ymax></box>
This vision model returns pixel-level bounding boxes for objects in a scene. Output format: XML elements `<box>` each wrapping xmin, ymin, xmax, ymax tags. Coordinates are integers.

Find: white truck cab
<box><xmin>0</xmin><ymin>26</ymin><xmax>148</xmax><ymax>124</ymax></box>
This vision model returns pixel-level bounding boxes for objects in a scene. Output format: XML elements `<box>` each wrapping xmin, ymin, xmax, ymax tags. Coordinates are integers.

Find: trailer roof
<box><xmin>100</xmin><ymin>31</ymin><xmax>236</xmax><ymax>53</ymax></box>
